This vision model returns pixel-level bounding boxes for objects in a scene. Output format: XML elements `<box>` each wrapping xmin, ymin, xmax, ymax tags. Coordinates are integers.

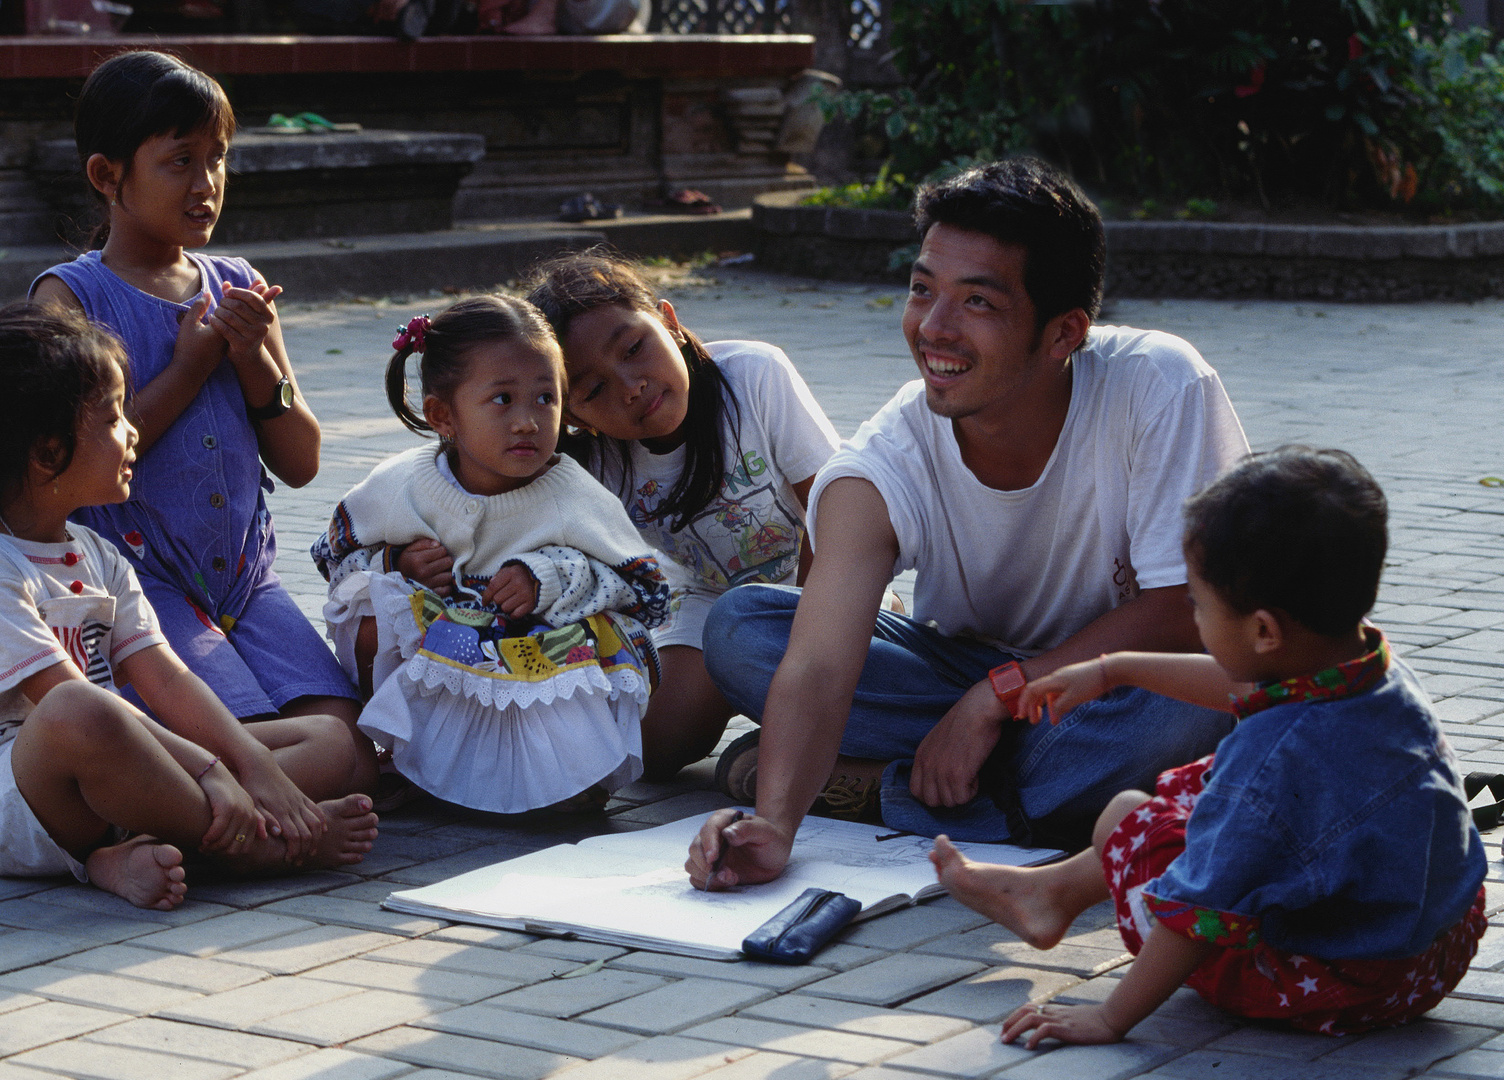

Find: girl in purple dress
<box><xmin>30</xmin><ymin>50</ymin><xmax>377</xmax><ymax>797</ymax></box>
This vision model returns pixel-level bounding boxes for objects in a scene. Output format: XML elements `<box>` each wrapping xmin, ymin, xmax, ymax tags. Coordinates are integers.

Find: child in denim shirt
<box><xmin>931</xmin><ymin>446</ymin><xmax>1487</xmax><ymax>1044</ymax></box>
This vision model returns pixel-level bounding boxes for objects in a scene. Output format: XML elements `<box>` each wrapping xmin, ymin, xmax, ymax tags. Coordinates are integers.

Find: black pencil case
<box><xmin>741</xmin><ymin>888</ymin><xmax>861</xmax><ymax>964</ymax></box>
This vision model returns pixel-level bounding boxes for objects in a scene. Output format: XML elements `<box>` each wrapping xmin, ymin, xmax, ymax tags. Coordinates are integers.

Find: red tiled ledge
<box><xmin>0</xmin><ymin>32</ymin><xmax>815</xmax><ymax>79</ymax></box>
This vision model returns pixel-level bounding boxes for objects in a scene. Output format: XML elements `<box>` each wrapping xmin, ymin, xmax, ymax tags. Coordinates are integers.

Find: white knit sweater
<box><xmin>319</xmin><ymin>445</ymin><xmax>668</xmax><ymax>626</ymax></box>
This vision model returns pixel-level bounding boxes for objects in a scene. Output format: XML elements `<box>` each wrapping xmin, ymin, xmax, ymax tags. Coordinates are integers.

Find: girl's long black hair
<box><xmin>74</xmin><ymin>50</ymin><xmax>237</xmax><ymax>248</ymax></box>
<box><xmin>0</xmin><ymin>302</ymin><xmax>130</xmax><ymax>496</ymax></box>
<box><xmin>526</xmin><ymin>251</ymin><xmax>740</xmax><ymax>533</ymax></box>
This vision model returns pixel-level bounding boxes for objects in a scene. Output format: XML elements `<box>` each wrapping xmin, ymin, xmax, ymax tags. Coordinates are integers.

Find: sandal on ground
<box><xmin>558</xmin><ymin>193</ymin><xmax>624</xmax><ymax>223</ymax></box>
<box><xmin>1465</xmin><ymin>772</ymin><xmax>1504</xmax><ymax>831</ymax></box>
<box><xmin>397</xmin><ymin>0</ymin><xmax>434</xmax><ymax>40</ymax></box>
<box><xmin>548</xmin><ymin>784</ymin><xmax>610</xmax><ymax>814</ymax></box>
<box><xmin>715</xmin><ymin>729</ymin><xmax>761</xmax><ymax>804</ymax></box>
<box><xmin>373</xmin><ymin>769</ymin><xmax>422</xmax><ymax>814</ymax></box>
<box><xmin>714</xmin><ymin>728</ymin><xmax>882</xmax><ymax>822</ymax></box>
<box><xmin>663</xmin><ymin>188</ymin><xmax>722</xmax><ymax>215</ymax></box>
<box><xmin>292</xmin><ymin>111</ymin><xmax>362</xmax><ymax>132</ymax></box>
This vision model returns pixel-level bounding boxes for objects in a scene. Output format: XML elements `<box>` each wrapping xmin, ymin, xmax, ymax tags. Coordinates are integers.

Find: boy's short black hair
<box><xmin>1183</xmin><ymin>446</ymin><xmax>1387</xmax><ymax>637</ymax></box>
<box><xmin>913</xmin><ymin>157</ymin><xmax>1105</xmax><ymax>329</ymax></box>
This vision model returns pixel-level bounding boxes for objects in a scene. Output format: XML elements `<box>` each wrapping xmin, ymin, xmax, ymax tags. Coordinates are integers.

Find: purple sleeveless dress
<box><xmin>34</xmin><ymin>251</ymin><xmax>355</xmax><ymax>716</ymax></box>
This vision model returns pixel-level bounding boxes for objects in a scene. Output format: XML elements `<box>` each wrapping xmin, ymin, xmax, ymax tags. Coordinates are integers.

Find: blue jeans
<box><xmin>703</xmin><ymin>584</ymin><xmax>1233</xmax><ymax>847</ymax></box>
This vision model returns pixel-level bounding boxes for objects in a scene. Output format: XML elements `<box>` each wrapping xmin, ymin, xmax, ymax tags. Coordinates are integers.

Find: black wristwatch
<box><xmin>247</xmin><ymin>377</ymin><xmax>293</xmax><ymax>422</ymax></box>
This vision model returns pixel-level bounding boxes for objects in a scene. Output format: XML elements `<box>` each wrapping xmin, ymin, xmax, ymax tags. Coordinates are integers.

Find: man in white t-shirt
<box><xmin>686</xmin><ymin>158</ymin><xmax>1250</xmax><ymax>889</ymax></box>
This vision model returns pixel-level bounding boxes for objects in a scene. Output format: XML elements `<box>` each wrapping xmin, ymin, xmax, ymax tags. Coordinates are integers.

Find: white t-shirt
<box><xmin>809</xmin><ymin>324</ymin><xmax>1250</xmax><ymax>655</ymax></box>
<box><xmin>595</xmin><ymin>339</ymin><xmax>841</xmax><ymax>595</ymax></box>
<box><xmin>0</xmin><ymin>526</ymin><xmax>166</xmax><ymax>746</ymax></box>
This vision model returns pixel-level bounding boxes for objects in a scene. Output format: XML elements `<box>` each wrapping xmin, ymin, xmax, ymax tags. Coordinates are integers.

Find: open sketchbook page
<box><xmin>385</xmin><ymin>811</ymin><xmax>1062</xmax><ymax>960</ymax></box>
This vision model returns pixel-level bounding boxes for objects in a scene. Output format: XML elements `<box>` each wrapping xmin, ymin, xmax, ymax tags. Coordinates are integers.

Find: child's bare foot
<box><xmin>307</xmin><ymin>794</ymin><xmax>379</xmax><ymax>868</ymax></box>
<box><xmin>930</xmin><ymin>835</ymin><xmax>1073</xmax><ymax>949</ymax></box>
<box><xmin>86</xmin><ymin>835</ymin><xmax>187</xmax><ymax>910</ymax></box>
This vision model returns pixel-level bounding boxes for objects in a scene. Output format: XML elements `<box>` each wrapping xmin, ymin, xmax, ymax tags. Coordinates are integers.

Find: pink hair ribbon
<box><xmin>393</xmin><ymin>314</ymin><xmax>431</xmax><ymax>353</ymax></box>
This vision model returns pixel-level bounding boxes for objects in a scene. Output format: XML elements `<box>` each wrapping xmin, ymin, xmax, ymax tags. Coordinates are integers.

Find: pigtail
<box><xmin>386</xmin><ymin>314</ymin><xmax>434</xmax><ymax>435</ymax></box>
<box><xmin>385</xmin><ymin>345</ymin><xmax>430</xmax><ymax>435</ymax></box>
<box><xmin>653</xmin><ymin>331</ymin><xmax>740</xmax><ymax>532</ymax></box>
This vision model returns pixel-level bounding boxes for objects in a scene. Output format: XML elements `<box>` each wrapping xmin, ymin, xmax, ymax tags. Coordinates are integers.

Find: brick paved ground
<box><xmin>2</xmin><ymin>271</ymin><xmax>1503</xmax><ymax>1080</ymax></box>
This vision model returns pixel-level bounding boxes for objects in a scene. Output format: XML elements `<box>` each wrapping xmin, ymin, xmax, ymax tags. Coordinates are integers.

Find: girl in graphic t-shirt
<box><xmin>0</xmin><ymin>303</ymin><xmax>375</xmax><ymax>911</ymax></box>
<box><xmin>345</xmin><ymin>253</ymin><xmax>842</xmax><ymax>779</ymax></box>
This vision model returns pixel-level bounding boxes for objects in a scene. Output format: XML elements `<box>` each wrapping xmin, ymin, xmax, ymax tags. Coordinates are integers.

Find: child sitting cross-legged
<box><xmin>931</xmin><ymin>446</ymin><xmax>1487</xmax><ymax>1044</ymax></box>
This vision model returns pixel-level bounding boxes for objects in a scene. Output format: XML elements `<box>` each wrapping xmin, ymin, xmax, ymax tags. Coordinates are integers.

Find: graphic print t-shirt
<box><xmin>0</xmin><ymin>526</ymin><xmax>166</xmax><ymax>746</ymax></box>
<box><xmin>594</xmin><ymin>340</ymin><xmax>840</xmax><ymax>594</ymax></box>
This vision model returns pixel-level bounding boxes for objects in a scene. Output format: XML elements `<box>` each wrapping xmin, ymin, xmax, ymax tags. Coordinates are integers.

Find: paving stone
<box><xmin>579</xmin><ymin>975</ymin><xmax>773</xmax><ymax>1034</ymax></box>
<box><xmin>523</xmin><ymin>1033</ymin><xmax>752</xmax><ymax>1080</ymax></box>
<box><xmin>259</xmin><ymin>894</ymin><xmax>448</xmax><ymax>936</ymax></box>
<box><xmin>424</xmin><ymin>924</ymin><xmax>538</xmax><ymax>949</ymax></box>
<box><xmin>0</xmin><ymin>929</ymin><xmax>103</xmax><ymax>971</ymax></box>
<box><xmin>1454</xmin><ymin>969</ymin><xmax>1504</xmax><ymax>1002</ymax></box>
<box><xmin>0</xmin><ymin>898</ymin><xmax>161</xmax><ymax>942</ymax></box>
<box><xmin>157</xmin><ymin>975</ymin><xmax>364</xmax><ymax>1030</ymax></box>
<box><xmin>743</xmin><ymin>994</ymin><xmax>970</xmax><ymax>1044</ymax></box>
<box><xmin>348</xmin><ymin>1025</ymin><xmax>583</xmax><ymax>1079</ymax></box>
<box><xmin>0</xmin><ymin>999</ymin><xmax>127</xmax><ymax>1054</ymax></box>
<box><xmin>365</xmin><ymin>937</ymin><xmax>580</xmax><ymax>983</ymax></box>
<box><xmin>514</xmin><ymin>938</ymin><xmax>629</xmax><ymax>963</ymax></box>
<box><xmin>302</xmin><ymin>955</ymin><xmax>518</xmax><ymax>1001</ymax></box>
<box><xmin>1128</xmin><ymin>1013</ymin><xmax>1240</xmax><ymax>1048</ymax></box>
<box><xmin>681</xmin><ymin>1015</ymin><xmax>911</xmax><ymax>1064</ymax></box>
<box><xmin>1145</xmin><ymin>1048</ymin><xmax>1408</xmax><ymax>1079</ymax></box>
<box><xmin>800</xmin><ymin>953</ymin><xmax>987</xmax><ymax>1007</ymax></box>
<box><xmin>1425</xmin><ymin>995</ymin><xmax>1504</xmax><ymax>1027</ymax></box>
<box><xmin>212</xmin><ymin>924</ymin><xmax>404</xmax><ymax>974</ymax></box>
<box><xmin>414</xmin><ymin>1002</ymin><xmax>642</xmax><ymax>1056</ymax></box>
<box><xmin>130</xmin><ymin>912</ymin><xmax>319</xmax><ymax>958</ymax></box>
<box><xmin>898</xmin><ymin>966</ymin><xmax>1082</xmax><ymax>1024</ymax></box>
<box><xmin>999</xmin><ymin>1040</ymin><xmax>1185</xmax><ymax>1079</ymax></box>
<box><xmin>83</xmin><ymin>1017</ymin><xmax>313</xmax><ymax>1068</ymax></box>
<box><xmin>1205</xmin><ymin>1024</ymin><xmax>1346</xmax><ymax>1060</ymax></box>
<box><xmin>0</xmin><ymin>1063</ymin><xmax>64</xmax><ymax>1080</ymax></box>
<box><xmin>9</xmin><ymin>1039</ymin><xmax>243</xmax><ymax>1080</ymax></box>
<box><xmin>26</xmin><ymin>888</ymin><xmax>236</xmax><ymax>926</ymax></box>
<box><xmin>694</xmin><ymin>1050</ymin><xmax>858</xmax><ymax>1080</ymax></box>
<box><xmin>948</xmin><ymin>939</ymin><xmax>1130</xmax><ymax>977</ymax></box>
<box><xmin>879</xmin><ymin>1024</ymin><xmax>1036</xmax><ymax>1076</ymax></box>
<box><xmin>184</xmin><ymin>872</ymin><xmax>362</xmax><ymax>908</ymax></box>
<box><xmin>53</xmin><ymin>943</ymin><xmax>268</xmax><ymax>992</ymax></box>
<box><xmin>807</xmin><ymin>943</ymin><xmax>889</xmax><ymax>972</ymax></box>
<box><xmin>481</xmin><ymin>967</ymin><xmax>671</xmax><ymax>1017</ymax></box>
<box><xmin>608</xmin><ymin>951</ymin><xmax>831</xmax><ymax>990</ymax></box>
<box><xmin>0</xmin><ymin>990</ymin><xmax>46</xmax><ymax>1014</ymax></box>
<box><xmin>837</xmin><ymin>903</ymin><xmax>991</xmax><ymax>951</ymax></box>
<box><xmin>235</xmin><ymin>1048</ymin><xmax>413</xmax><ymax>1080</ymax></box>
<box><xmin>0</xmin><ymin>964</ymin><xmax>204</xmax><ymax>1014</ymax></box>
<box><xmin>1432</xmin><ymin>1049</ymin><xmax>1504</xmax><ymax>1078</ymax></box>
<box><xmin>1323</xmin><ymin>1020</ymin><xmax>1495</xmax><ymax>1069</ymax></box>
<box><xmin>249</xmin><ymin>987</ymin><xmax>453</xmax><ymax>1045</ymax></box>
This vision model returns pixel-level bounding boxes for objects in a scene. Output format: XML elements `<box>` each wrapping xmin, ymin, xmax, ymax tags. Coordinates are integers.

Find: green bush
<box><xmin>828</xmin><ymin>0</ymin><xmax>1504</xmax><ymax>215</ymax></box>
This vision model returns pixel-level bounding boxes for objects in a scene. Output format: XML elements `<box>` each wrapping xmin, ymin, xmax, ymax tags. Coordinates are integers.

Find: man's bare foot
<box><xmin>307</xmin><ymin>795</ymin><xmax>379</xmax><ymax>868</ymax></box>
<box><xmin>499</xmin><ymin>7</ymin><xmax>556</xmax><ymax>32</ymax></box>
<box><xmin>930</xmin><ymin>835</ymin><xmax>1073</xmax><ymax>949</ymax></box>
<box><xmin>86</xmin><ymin>836</ymin><xmax>187</xmax><ymax>910</ymax></box>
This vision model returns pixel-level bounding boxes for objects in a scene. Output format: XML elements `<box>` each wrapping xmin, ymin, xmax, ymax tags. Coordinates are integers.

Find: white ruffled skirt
<box><xmin>326</xmin><ymin>570</ymin><xmax>652</xmax><ymax>813</ymax></box>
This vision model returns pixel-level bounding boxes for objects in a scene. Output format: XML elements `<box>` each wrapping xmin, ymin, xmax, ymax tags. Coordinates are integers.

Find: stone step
<box><xmin>0</xmin><ymin>210</ymin><xmax>755</xmax><ymax>303</ymax></box>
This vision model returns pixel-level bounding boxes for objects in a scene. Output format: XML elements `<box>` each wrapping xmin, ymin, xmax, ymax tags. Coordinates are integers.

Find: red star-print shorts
<box><xmin>1104</xmin><ymin>757</ymin><xmax>1488</xmax><ymax>1035</ymax></box>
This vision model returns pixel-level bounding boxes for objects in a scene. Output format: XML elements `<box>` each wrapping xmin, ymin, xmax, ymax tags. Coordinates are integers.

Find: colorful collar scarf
<box><xmin>1231</xmin><ymin>626</ymin><xmax>1389</xmax><ymax>721</ymax></box>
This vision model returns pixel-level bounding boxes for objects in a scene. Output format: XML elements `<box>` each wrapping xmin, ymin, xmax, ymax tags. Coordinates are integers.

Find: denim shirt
<box><xmin>1144</xmin><ymin>630</ymin><xmax>1486</xmax><ymax>960</ymax></box>
<box><xmin>37</xmin><ymin>252</ymin><xmax>275</xmax><ymax>628</ymax></box>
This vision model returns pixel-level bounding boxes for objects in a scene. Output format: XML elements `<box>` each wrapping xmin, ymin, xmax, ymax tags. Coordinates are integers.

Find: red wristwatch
<box><xmin>988</xmin><ymin>661</ymin><xmax>1027</xmax><ymax>711</ymax></box>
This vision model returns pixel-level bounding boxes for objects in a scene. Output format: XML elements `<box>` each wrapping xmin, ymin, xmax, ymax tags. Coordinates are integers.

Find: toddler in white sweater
<box><xmin>313</xmin><ymin>296</ymin><xmax>668</xmax><ymax>813</ymax></box>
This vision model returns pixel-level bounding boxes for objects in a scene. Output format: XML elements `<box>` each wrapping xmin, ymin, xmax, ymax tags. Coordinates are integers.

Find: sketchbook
<box><xmin>383</xmin><ymin>811</ymin><xmax>1063</xmax><ymax>960</ymax></box>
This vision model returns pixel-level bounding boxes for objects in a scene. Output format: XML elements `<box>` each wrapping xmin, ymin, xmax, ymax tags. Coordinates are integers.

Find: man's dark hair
<box><xmin>913</xmin><ymin>157</ymin><xmax>1105</xmax><ymax>329</ymax></box>
<box><xmin>1183</xmin><ymin>446</ymin><xmax>1388</xmax><ymax>637</ymax></box>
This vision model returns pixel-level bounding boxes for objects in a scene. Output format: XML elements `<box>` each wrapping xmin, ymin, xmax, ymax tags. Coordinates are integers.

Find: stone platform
<box><xmin>0</xmin><ymin>273</ymin><xmax>1501</xmax><ymax>1080</ymax></box>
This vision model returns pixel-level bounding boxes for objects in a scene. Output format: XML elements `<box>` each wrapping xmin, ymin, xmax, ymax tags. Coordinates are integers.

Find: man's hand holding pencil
<box><xmin>686</xmin><ymin>809</ymin><xmax>794</xmax><ymax>890</ymax></box>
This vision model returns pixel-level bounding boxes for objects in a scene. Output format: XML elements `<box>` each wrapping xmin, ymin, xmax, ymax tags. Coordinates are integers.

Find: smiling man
<box><xmin>687</xmin><ymin>158</ymin><xmax>1251</xmax><ymax>889</ymax></box>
